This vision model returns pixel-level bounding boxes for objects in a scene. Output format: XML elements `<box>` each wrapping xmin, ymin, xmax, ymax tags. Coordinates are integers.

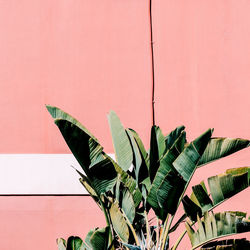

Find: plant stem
<box><xmin>100</xmin><ymin>196</ymin><xmax>114</xmax><ymax>249</ymax></box>
<box><xmin>155</xmin><ymin>218</ymin><xmax>160</xmax><ymax>249</ymax></box>
<box><xmin>149</xmin><ymin>0</ymin><xmax>155</xmax><ymax>126</ymax></box>
<box><xmin>161</xmin><ymin>216</ymin><xmax>173</xmax><ymax>250</ymax></box>
<box><xmin>159</xmin><ymin>214</ymin><xmax>169</xmax><ymax>246</ymax></box>
<box><xmin>122</xmin><ymin>210</ymin><xmax>139</xmax><ymax>246</ymax></box>
<box><xmin>144</xmin><ymin>211</ymin><xmax>151</xmax><ymax>247</ymax></box>
<box><xmin>169</xmin><ymin>214</ymin><xmax>187</xmax><ymax>233</ymax></box>
<box><xmin>172</xmin><ymin>229</ymin><xmax>187</xmax><ymax>250</ymax></box>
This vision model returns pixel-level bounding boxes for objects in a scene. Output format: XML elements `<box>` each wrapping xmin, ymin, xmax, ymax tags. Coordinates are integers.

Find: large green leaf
<box><xmin>173</xmin><ymin>129</ymin><xmax>213</xmax><ymax>182</ymax></box>
<box><xmin>108</xmin><ymin>111</ymin><xmax>133</xmax><ymax>172</ymax></box>
<box><xmin>47</xmin><ymin>106</ymin><xmax>118</xmax><ymax>194</ymax></box>
<box><xmin>182</xmin><ymin>196</ymin><xmax>201</xmax><ymax>222</ymax></box>
<box><xmin>147</xmin><ymin>131</ymin><xmax>186</xmax><ymax>220</ymax></box>
<box><xmin>186</xmin><ymin>211</ymin><xmax>250</xmax><ymax>249</ymax></box>
<box><xmin>126</xmin><ymin>129</ymin><xmax>149</xmax><ymax>184</ymax></box>
<box><xmin>90</xmin><ymin>227</ymin><xmax>110</xmax><ymax>250</ymax></box>
<box><xmin>183</xmin><ymin>167</ymin><xmax>250</xmax><ymax>221</ymax></box>
<box><xmin>126</xmin><ymin>129</ymin><xmax>142</xmax><ymax>181</ymax></box>
<box><xmin>109</xmin><ymin>201</ymin><xmax>129</xmax><ymax>243</ymax></box>
<box><xmin>164</xmin><ymin>125</ymin><xmax>185</xmax><ymax>151</ymax></box>
<box><xmin>164</xmin><ymin>129</ymin><xmax>211</xmax><ymax>226</ymax></box>
<box><xmin>89</xmin><ymin>157</ymin><xmax>117</xmax><ymax>195</ymax></box>
<box><xmin>198</xmin><ymin>137</ymin><xmax>250</xmax><ymax>167</ymax></box>
<box><xmin>66</xmin><ymin>236</ymin><xmax>84</xmax><ymax>250</ymax></box>
<box><xmin>106</xmin><ymin>154</ymin><xmax>142</xmax><ymax>208</ymax></box>
<box><xmin>122</xmin><ymin>189</ymin><xmax>135</xmax><ymax>224</ymax></box>
<box><xmin>128</xmin><ymin>128</ymin><xmax>149</xmax><ymax>169</ymax></box>
<box><xmin>191</xmin><ymin>184</ymin><xmax>213</xmax><ymax>213</ymax></box>
<box><xmin>149</xmin><ymin>126</ymin><xmax>166</xmax><ymax>182</ymax></box>
<box><xmin>156</xmin><ymin>170</ymin><xmax>186</xmax><ymax>215</ymax></box>
<box><xmin>84</xmin><ymin>229</ymin><xmax>95</xmax><ymax>250</ymax></box>
<box><xmin>53</xmin><ymin>118</ymin><xmax>102</xmax><ymax>175</ymax></box>
<box><xmin>46</xmin><ymin>105</ymin><xmax>98</xmax><ymax>141</ymax></box>
<box><xmin>208</xmin><ymin>168</ymin><xmax>249</xmax><ymax>204</ymax></box>
<box><xmin>50</xmin><ymin>118</ymin><xmax>117</xmax><ymax>195</ymax></box>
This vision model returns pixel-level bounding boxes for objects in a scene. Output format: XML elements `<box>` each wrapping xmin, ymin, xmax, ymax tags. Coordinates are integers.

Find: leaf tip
<box><xmin>46</xmin><ymin>105</ymin><xmax>58</xmax><ymax>118</ymax></box>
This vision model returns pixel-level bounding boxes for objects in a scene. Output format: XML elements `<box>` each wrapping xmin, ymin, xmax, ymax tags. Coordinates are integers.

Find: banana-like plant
<box><xmin>47</xmin><ymin>106</ymin><xmax>250</xmax><ymax>250</ymax></box>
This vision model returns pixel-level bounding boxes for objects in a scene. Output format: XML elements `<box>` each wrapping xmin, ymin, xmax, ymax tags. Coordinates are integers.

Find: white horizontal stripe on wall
<box><xmin>0</xmin><ymin>154</ymin><xmax>114</xmax><ymax>195</ymax></box>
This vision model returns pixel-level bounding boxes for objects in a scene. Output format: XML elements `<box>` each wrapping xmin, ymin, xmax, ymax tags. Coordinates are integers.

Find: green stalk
<box><xmin>144</xmin><ymin>211</ymin><xmax>151</xmax><ymax>248</ymax></box>
<box><xmin>155</xmin><ymin>218</ymin><xmax>160</xmax><ymax>249</ymax></box>
<box><xmin>159</xmin><ymin>214</ymin><xmax>169</xmax><ymax>246</ymax></box>
<box><xmin>121</xmin><ymin>209</ymin><xmax>139</xmax><ymax>246</ymax></box>
<box><xmin>99</xmin><ymin>196</ymin><xmax>114</xmax><ymax>249</ymax></box>
<box><xmin>169</xmin><ymin>214</ymin><xmax>187</xmax><ymax>233</ymax></box>
<box><xmin>160</xmin><ymin>215</ymin><xmax>172</xmax><ymax>250</ymax></box>
<box><xmin>127</xmin><ymin>220</ymin><xmax>139</xmax><ymax>246</ymax></box>
<box><xmin>172</xmin><ymin>229</ymin><xmax>187</xmax><ymax>250</ymax></box>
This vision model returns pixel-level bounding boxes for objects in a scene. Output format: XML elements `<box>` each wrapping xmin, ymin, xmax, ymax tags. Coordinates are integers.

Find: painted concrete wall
<box><xmin>0</xmin><ymin>0</ymin><xmax>249</xmax><ymax>249</ymax></box>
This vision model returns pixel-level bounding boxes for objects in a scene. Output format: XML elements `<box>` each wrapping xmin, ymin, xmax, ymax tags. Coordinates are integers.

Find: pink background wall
<box><xmin>0</xmin><ymin>0</ymin><xmax>249</xmax><ymax>249</ymax></box>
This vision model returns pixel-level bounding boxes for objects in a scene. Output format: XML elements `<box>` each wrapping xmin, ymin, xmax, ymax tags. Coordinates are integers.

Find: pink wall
<box><xmin>0</xmin><ymin>0</ymin><xmax>249</xmax><ymax>249</ymax></box>
<box><xmin>0</xmin><ymin>196</ymin><xmax>105</xmax><ymax>249</ymax></box>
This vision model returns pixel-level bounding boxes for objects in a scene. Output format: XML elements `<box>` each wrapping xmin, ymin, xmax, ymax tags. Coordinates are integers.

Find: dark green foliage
<box><xmin>201</xmin><ymin>238</ymin><xmax>250</xmax><ymax>250</ymax></box>
<box><xmin>47</xmin><ymin>106</ymin><xmax>250</xmax><ymax>250</ymax></box>
<box><xmin>183</xmin><ymin>167</ymin><xmax>250</xmax><ymax>222</ymax></box>
<box><xmin>186</xmin><ymin>212</ymin><xmax>250</xmax><ymax>249</ymax></box>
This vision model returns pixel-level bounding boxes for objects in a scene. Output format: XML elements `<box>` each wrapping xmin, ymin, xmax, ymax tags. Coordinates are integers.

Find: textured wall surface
<box><xmin>0</xmin><ymin>0</ymin><xmax>249</xmax><ymax>249</ymax></box>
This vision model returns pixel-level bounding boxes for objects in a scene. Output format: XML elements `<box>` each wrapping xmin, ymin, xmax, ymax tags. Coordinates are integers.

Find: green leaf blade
<box><xmin>128</xmin><ymin>128</ymin><xmax>149</xmax><ymax>169</ymax></box>
<box><xmin>174</xmin><ymin>129</ymin><xmax>213</xmax><ymax>182</ymax></box>
<box><xmin>89</xmin><ymin>157</ymin><xmax>117</xmax><ymax>195</ymax></box>
<box><xmin>110</xmin><ymin>202</ymin><xmax>129</xmax><ymax>243</ymax></box>
<box><xmin>108</xmin><ymin>111</ymin><xmax>133</xmax><ymax>172</ymax></box>
<box><xmin>187</xmin><ymin>212</ymin><xmax>250</xmax><ymax>249</ymax></box>
<box><xmin>90</xmin><ymin>227</ymin><xmax>110</xmax><ymax>250</ymax></box>
<box><xmin>54</xmin><ymin>119</ymin><xmax>103</xmax><ymax>175</ymax></box>
<box><xmin>126</xmin><ymin>129</ymin><xmax>149</xmax><ymax>184</ymax></box>
<box><xmin>46</xmin><ymin>105</ymin><xmax>98</xmax><ymax>141</ymax></box>
<box><xmin>149</xmin><ymin>126</ymin><xmax>166</xmax><ymax>182</ymax></box>
<box><xmin>192</xmin><ymin>184</ymin><xmax>213</xmax><ymax>213</ymax></box>
<box><xmin>165</xmin><ymin>125</ymin><xmax>185</xmax><ymax>150</ymax></box>
<box><xmin>53</xmin><ymin>119</ymin><xmax>117</xmax><ymax>195</ymax></box>
<box><xmin>198</xmin><ymin>137</ymin><xmax>250</xmax><ymax>167</ymax></box>
<box><xmin>184</xmin><ymin>167</ymin><xmax>250</xmax><ymax>222</ymax></box>
<box><xmin>66</xmin><ymin>236</ymin><xmax>84</xmax><ymax>250</ymax></box>
<box><xmin>156</xmin><ymin>170</ymin><xmax>186</xmax><ymax>215</ymax></box>
<box><xmin>147</xmin><ymin>131</ymin><xmax>186</xmax><ymax>220</ymax></box>
<box><xmin>122</xmin><ymin>189</ymin><xmax>135</xmax><ymax>224</ymax></box>
<box><xmin>201</xmin><ymin>238</ymin><xmax>250</xmax><ymax>250</ymax></box>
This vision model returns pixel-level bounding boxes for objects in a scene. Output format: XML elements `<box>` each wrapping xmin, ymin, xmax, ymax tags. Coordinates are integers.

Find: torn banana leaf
<box><xmin>198</xmin><ymin>137</ymin><xmax>250</xmax><ymax>167</ymax></box>
<box><xmin>183</xmin><ymin>167</ymin><xmax>250</xmax><ymax>221</ymax></box>
<box><xmin>186</xmin><ymin>211</ymin><xmax>250</xmax><ymax>249</ymax></box>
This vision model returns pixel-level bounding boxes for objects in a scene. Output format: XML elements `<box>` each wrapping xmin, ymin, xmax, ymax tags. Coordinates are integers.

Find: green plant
<box><xmin>47</xmin><ymin>106</ymin><xmax>250</xmax><ymax>250</ymax></box>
